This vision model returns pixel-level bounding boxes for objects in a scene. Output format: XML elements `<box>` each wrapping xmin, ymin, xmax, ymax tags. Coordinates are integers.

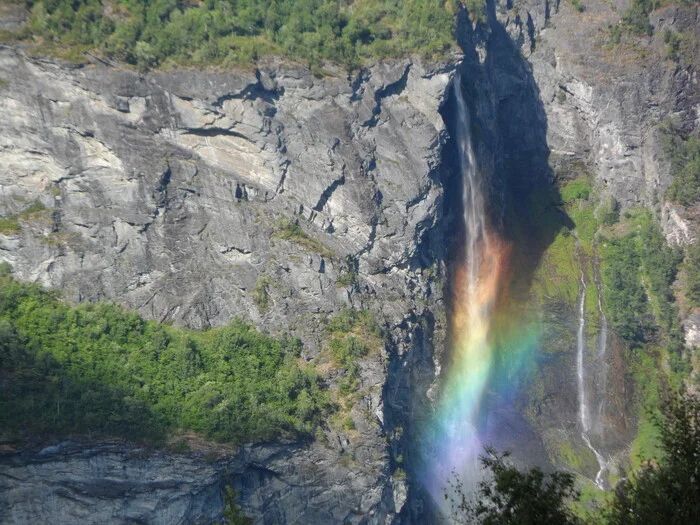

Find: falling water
<box><xmin>576</xmin><ymin>272</ymin><xmax>608</xmax><ymax>489</ymax></box>
<box><xmin>424</xmin><ymin>71</ymin><xmax>511</xmax><ymax>511</ymax></box>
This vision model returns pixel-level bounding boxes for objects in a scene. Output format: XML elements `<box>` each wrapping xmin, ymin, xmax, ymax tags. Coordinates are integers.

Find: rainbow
<box><xmin>420</xmin><ymin>75</ymin><xmax>540</xmax><ymax>516</ymax></box>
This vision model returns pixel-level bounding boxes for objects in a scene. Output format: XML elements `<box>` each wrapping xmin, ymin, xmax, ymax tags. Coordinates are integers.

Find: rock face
<box><xmin>1</xmin><ymin>0</ymin><xmax>699</xmax><ymax>523</ymax></box>
<box><xmin>1</xmin><ymin>443</ymin><xmax>229</xmax><ymax>525</ymax></box>
<box><xmin>0</xmin><ymin>46</ymin><xmax>455</xmax><ymax>524</ymax></box>
<box><xmin>0</xmin><ymin>49</ymin><xmax>452</xmax><ymax>340</ymax></box>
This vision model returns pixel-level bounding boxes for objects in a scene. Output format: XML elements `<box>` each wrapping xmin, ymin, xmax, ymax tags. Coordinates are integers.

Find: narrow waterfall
<box><xmin>576</xmin><ymin>272</ymin><xmax>608</xmax><ymax>489</ymax></box>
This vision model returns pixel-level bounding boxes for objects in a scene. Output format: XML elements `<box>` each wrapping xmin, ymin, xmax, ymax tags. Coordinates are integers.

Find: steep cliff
<box><xmin>0</xmin><ymin>42</ymin><xmax>457</xmax><ymax>523</ymax></box>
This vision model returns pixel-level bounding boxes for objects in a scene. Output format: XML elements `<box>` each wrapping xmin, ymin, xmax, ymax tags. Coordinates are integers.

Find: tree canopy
<box><xmin>448</xmin><ymin>392</ymin><xmax>700</xmax><ymax>524</ymax></box>
<box><xmin>0</xmin><ymin>273</ymin><xmax>330</xmax><ymax>444</ymax></box>
<box><xmin>4</xmin><ymin>0</ymin><xmax>462</xmax><ymax>69</ymax></box>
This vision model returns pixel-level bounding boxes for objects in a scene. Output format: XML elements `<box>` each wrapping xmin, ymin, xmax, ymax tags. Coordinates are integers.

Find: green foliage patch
<box><xmin>604</xmin><ymin>393</ymin><xmax>700</xmax><ymax>525</ymax></box>
<box><xmin>600</xmin><ymin>212</ymin><xmax>683</xmax><ymax>354</ymax></box>
<box><xmin>0</xmin><ymin>275</ymin><xmax>330</xmax><ymax>444</ymax></box>
<box><xmin>252</xmin><ymin>276</ymin><xmax>276</xmax><ymax>313</ymax></box>
<box><xmin>0</xmin><ymin>199</ymin><xmax>49</xmax><ymax>234</ymax></box>
<box><xmin>685</xmin><ymin>241</ymin><xmax>700</xmax><ymax>307</ymax></box>
<box><xmin>326</xmin><ymin>308</ymin><xmax>382</xmax><ymax>394</ymax></box>
<box><xmin>12</xmin><ymin>0</ymin><xmax>459</xmax><ymax>69</ymax></box>
<box><xmin>661</xmin><ymin>124</ymin><xmax>700</xmax><ymax>206</ymax></box>
<box><xmin>560</xmin><ymin>178</ymin><xmax>592</xmax><ymax>204</ymax></box>
<box><xmin>273</xmin><ymin>218</ymin><xmax>333</xmax><ymax>258</ymax></box>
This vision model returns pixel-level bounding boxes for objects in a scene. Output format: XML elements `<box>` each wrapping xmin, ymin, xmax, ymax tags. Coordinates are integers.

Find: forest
<box><xmin>0</xmin><ymin>266</ymin><xmax>331</xmax><ymax>444</ymax></box>
<box><xmin>1</xmin><ymin>0</ymin><xmax>464</xmax><ymax>69</ymax></box>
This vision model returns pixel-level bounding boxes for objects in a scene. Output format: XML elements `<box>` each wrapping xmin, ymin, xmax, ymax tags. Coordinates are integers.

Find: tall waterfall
<box><xmin>576</xmin><ymin>272</ymin><xmax>609</xmax><ymax>489</ymax></box>
<box><xmin>423</xmin><ymin>71</ymin><xmax>511</xmax><ymax>512</ymax></box>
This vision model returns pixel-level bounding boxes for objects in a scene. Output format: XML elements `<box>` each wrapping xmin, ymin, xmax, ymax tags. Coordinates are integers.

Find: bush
<box><xmin>560</xmin><ymin>178</ymin><xmax>592</xmax><ymax>203</ymax></box>
<box><xmin>601</xmin><ymin>213</ymin><xmax>684</xmax><ymax>355</ymax></box>
<box><xmin>465</xmin><ymin>0</ymin><xmax>487</xmax><ymax>24</ymax></box>
<box><xmin>662</xmin><ymin>128</ymin><xmax>700</xmax><ymax>206</ymax></box>
<box><xmin>326</xmin><ymin>309</ymin><xmax>382</xmax><ymax>394</ymax></box>
<box><xmin>447</xmin><ymin>447</ymin><xmax>583</xmax><ymax>524</ymax></box>
<box><xmin>273</xmin><ymin>218</ymin><xmax>333</xmax><ymax>258</ymax></box>
<box><xmin>664</xmin><ymin>29</ymin><xmax>682</xmax><ymax>60</ymax></box>
<box><xmin>685</xmin><ymin>241</ymin><xmax>700</xmax><ymax>307</ymax></box>
<box><xmin>622</xmin><ymin>0</ymin><xmax>652</xmax><ymax>36</ymax></box>
<box><xmin>605</xmin><ymin>393</ymin><xmax>700</xmax><ymax>525</ymax></box>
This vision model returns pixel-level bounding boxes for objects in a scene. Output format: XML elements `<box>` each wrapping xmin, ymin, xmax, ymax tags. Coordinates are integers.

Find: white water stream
<box><xmin>576</xmin><ymin>273</ymin><xmax>609</xmax><ymax>489</ymax></box>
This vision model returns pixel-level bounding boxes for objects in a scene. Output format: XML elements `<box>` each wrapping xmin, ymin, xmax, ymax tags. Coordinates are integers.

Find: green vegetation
<box><xmin>604</xmin><ymin>393</ymin><xmax>700</xmax><ymax>525</ymax></box>
<box><xmin>273</xmin><ymin>218</ymin><xmax>333</xmax><ymax>257</ymax></box>
<box><xmin>0</xmin><ymin>199</ymin><xmax>49</xmax><ymax>234</ymax></box>
<box><xmin>571</xmin><ymin>0</ymin><xmax>585</xmax><ymax>13</ymax></box>
<box><xmin>598</xmin><ymin>196</ymin><xmax>619</xmax><ymax>226</ymax></box>
<box><xmin>621</xmin><ymin>0</ymin><xmax>652</xmax><ymax>36</ymax></box>
<box><xmin>664</xmin><ymin>29</ymin><xmax>682</xmax><ymax>60</ymax></box>
<box><xmin>600</xmin><ymin>211</ymin><xmax>683</xmax><ymax>354</ymax></box>
<box><xmin>531</xmin><ymin>177</ymin><xmax>597</xmax><ymax>306</ymax></box>
<box><xmin>448</xmin><ymin>391</ymin><xmax>700</xmax><ymax>524</ymax></box>
<box><xmin>0</xmin><ymin>215</ymin><xmax>20</xmax><ymax>234</ymax></box>
<box><xmin>8</xmin><ymin>0</ymin><xmax>459</xmax><ymax>70</ymax></box>
<box><xmin>606</xmin><ymin>0</ymin><xmax>654</xmax><ymax>45</ymax></box>
<box><xmin>447</xmin><ymin>447</ymin><xmax>583</xmax><ymax>524</ymax></box>
<box><xmin>661</xmin><ymin>124</ymin><xmax>700</xmax><ymax>206</ymax></box>
<box><xmin>639</xmin><ymin>219</ymin><xmax>684</xmax><ymax>351</ymax></box>
<box><xmin>464</xmin><ymin>0</ymin><xmax>486</xmax><ymax>24</ymax></box>
<box><xmin>219</xmin><ymin>486</ymin><xmax>253</xmax><ymax>525</ymax></box>
<box><xmin>685</xmin><ymin>241</ymin><xmax>700</xmax><ymax>307</ymax></box>
<box><xmin>335</xmin><ymin>270</ymin><xmax>357</xmax><ymax>288</ymax></box>
<box><xmin>560</xmin><ymin>178</ymin><xmax>592</xmax><ymax>203</ymax></box>
<box><xmin>252</xmin><ymin>276</ymin><xmax>275</xmax><ymax>313</ymax></box>
<box><xmin>601</xmin><ymin>232</ymin><xmax>647</xmax><ymax>343</ymax></box>
<box><xmin>326</xmin><ymin>308</ymin><xmax>382</xmax><ymax>395</ymax></box>
<box><xmin>0</xmin><ymin>274</ymin><xmax>330</xmax><ymax>444</ymax></box>
<box><xmin>628</xmin><ymin>348</ymin><xmax>664</xmax><ymax>469</ymax></box>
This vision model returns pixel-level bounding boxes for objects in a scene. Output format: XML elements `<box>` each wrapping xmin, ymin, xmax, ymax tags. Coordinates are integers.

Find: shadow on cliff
<box><xmin>396</xmin><ymin>4</ymin><xmax>575</xmax><ymax>523</ymax></box>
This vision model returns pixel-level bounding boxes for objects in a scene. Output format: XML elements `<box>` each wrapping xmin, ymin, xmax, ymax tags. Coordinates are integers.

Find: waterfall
<box><xmin>424</xmin><ymin>71</ymin><xmax>512</xmax><ymax>514</ymax></box>
<box><xmin>454</xmin><ymin>72</ymin><xmax>488</xmax><ymax>299</ymax></box>
<box><xmin>576</xmin><ymin>272</ymin><xmax>609</xmax><ymax>489</ymax></box>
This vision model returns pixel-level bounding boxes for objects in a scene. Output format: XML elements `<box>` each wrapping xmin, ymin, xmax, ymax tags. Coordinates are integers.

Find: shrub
<box><xmin>252</xmin><ymin>277</ymin><xmax>275</xmax><ymax>313</ymax></box>
<box><xmin>662</xmin><ymin>129</ymin><xmax>700</xmax><ymax>206</ymax></box>
<box><xmin>560</xmin><ymin>178</ymin><xmax>592</xmax><ymax>203</ymax></box>
<box><xmin>326</xmin><ymin>309</ymin><xmax>383</xmax><ymax>394</ymax></box>
<box><xmin>273</xmin><ymin>218</ymin><xmax>333</xmax><ymax>258</ymax></box>
<box><xmin>685</xmin><ymin>241</ymin><xmax>700</xmax><ymax>307</ymax></box>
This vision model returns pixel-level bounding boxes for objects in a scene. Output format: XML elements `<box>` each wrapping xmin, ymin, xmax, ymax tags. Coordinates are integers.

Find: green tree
<box><xmin>685</xmin><ymin>241</ymin><xmax>700</xmax><ymax>306</ymax></box>
<box><xmin>447</xmin><ymin>447</ymin><xmax>582</xmax><ymax>524</ymax></box>
<box><xmin>220</xmin><ymin>486</ymin><xmax>253</xmax><ymax>525</ymax></box>
<box><xmin>604</xmin><ymin>393</ymin><xmax>700</xmax><ymax>524</ymax></box>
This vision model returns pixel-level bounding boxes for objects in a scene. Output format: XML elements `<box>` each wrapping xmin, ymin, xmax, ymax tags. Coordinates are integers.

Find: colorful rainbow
<box><xmin>420</xmin><ymin>76</ymin><xmax>541</xmax><ymax>515</ymax></box>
